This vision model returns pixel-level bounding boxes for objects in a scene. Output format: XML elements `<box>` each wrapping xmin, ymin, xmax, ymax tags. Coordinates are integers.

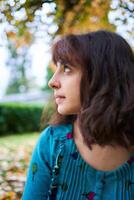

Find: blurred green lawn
<box><xmin>0</xmin><ymin>132</ymin><xmax>39</xmax><ymax>147</ymax></box>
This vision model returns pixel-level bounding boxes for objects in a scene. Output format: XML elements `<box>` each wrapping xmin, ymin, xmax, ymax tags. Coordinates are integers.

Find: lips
<box><xmin>54</xmin><ymin>95</ymin><xmax>65</xmax><ymax>104</ymax></box>
<box><xmin>54</xmin><ymin>95</ymin><xmax>65</xmax><ymax>98</ymax></box>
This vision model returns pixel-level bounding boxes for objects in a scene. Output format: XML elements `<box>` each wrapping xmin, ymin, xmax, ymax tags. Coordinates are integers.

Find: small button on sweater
<box><xmin>22</xmin><ymin>124</ymin><xmax>134</xmax><ymax>200</ymax></box>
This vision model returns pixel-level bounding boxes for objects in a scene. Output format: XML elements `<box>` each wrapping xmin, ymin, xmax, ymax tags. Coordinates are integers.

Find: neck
<box><xmin>73</xmin><ymin>119</ymin><xmax>130</xmax><ymax>171</ymax></box>
<box><xmin>87</xmin><ymin>144</ymin><xmax>130</xmax><ymax>171</ymax></box>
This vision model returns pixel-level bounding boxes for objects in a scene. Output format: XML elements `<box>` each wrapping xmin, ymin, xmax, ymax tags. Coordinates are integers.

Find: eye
<box><xmin>63</xmin><ymin>65</ymin><xmax>71</xmax><ymax>73</ymax></box>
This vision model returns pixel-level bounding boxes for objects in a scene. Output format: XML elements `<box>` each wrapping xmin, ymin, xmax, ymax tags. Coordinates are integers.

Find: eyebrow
<box><xmin>56</xmin><ymin>61</ymin><xmax>74</xmax><ymax>69</ymax></box>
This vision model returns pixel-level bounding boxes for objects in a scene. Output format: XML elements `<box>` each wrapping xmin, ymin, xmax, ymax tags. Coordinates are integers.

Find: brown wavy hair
<box><xmin>48</xmin><ymin>30</ymin><xmax>134</xmax><ymax>149</ymax></box>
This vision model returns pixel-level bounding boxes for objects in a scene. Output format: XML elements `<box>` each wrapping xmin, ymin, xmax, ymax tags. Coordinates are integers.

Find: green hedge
<box><xmin>0</xmin><ymin>102</ymin><xmax>54</xmax><ymax>134</ymax></box>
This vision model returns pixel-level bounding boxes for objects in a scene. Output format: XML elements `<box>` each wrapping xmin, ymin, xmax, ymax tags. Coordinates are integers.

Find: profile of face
<box><xmin>48</xmin><ymin>62</ymin><xmax>82</xmax><ymax>115</ymax></box>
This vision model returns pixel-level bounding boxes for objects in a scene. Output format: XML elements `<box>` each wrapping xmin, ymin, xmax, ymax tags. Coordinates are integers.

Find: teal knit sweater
<box><xmin>22</xmin><ymin>124</ymin><xmax>134</xmax><ymax>200</ymax></box>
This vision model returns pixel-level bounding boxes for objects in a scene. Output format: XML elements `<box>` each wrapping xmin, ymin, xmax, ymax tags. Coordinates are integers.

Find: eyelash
<box><xmin>63</xmin><ymin>65</ymin><xmax>71</xmax><ymax>73</ymax></box>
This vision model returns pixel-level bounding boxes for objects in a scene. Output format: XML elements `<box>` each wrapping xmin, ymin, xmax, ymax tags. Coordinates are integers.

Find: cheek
<box><xmin>71</xmin><ymin>88</ymin><xmax>80</xmax><ymax>102</ymax></box>
<box><xmin>68</xmin><ymin>79</ymin><xmax>81</xmax><ymax>105</ymax></box>
<box><xmin>73</xmin><ymin>77</ymin><xmax>81</xmax><ymax>98</ymax></box>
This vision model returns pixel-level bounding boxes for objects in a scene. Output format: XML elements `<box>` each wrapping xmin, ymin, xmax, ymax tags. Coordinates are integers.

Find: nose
<box><xmin>48</xmin><ymin>75</ymin><xmax>60</xmax><ymax>89</ymax></box>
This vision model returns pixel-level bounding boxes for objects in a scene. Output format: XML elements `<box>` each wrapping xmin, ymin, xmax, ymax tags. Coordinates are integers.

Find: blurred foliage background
<box><xmin>0</xmin><ymin>0</ymin><xmax>133</xmax><ymax>199</ymax></box>
<box><xmin>0</xmin><ymin>0</ymin><xmax>133</xmax><ymax>94</ymax></box>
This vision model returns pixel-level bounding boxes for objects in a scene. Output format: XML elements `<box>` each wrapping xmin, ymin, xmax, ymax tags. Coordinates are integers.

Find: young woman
<box><xmin>22</xmin><ymin>30</ymin><xmax>134</xmax><ymax>200</ymax></box>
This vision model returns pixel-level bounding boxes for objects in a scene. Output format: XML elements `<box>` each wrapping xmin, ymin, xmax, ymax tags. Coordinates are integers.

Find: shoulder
<box><xmin>39</xmin><ymin>123</ymin><xmax>73</xmax><ymax>142</ymax></box>
<box><xmin>36</xmin><ymin>124</ymin><xmax>73</xmax><ymax>165</ymax></box>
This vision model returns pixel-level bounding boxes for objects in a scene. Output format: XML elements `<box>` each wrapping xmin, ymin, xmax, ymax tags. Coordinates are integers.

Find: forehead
<box><xmin>52</xmin><ymin>37</ymin><xmax>82</xmax><ymax>70</ymax></box>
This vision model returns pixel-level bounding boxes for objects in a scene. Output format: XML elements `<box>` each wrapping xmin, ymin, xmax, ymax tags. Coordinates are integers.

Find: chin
<box><xmin>57</xmin><ymin>110</ymin><xmax>72</xmax><ymax>115</ymax></box>
<box><xmin>57</xmin><ymin>108</ymin><xmax>78</xmax><ymax>115</ymax></box>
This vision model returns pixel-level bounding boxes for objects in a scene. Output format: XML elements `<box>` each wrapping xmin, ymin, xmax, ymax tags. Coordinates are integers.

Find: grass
<box><xmin>0</xmin><ymin>132</ymin><xmax>39</xmax><ymax>147</ymax></box>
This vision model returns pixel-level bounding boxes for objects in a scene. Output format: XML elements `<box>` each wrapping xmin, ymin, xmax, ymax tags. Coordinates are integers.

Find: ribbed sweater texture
<box><xmin>22</xmin><ymin>124</ymin><xmax>134</xmax><ymax>200</ymax></box>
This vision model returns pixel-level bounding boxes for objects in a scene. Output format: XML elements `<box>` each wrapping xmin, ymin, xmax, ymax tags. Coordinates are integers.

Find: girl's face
<box><xmin>48</xmin><ymin>62</ymin><xmax>82</xmax><ymax>115</ymax></box>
